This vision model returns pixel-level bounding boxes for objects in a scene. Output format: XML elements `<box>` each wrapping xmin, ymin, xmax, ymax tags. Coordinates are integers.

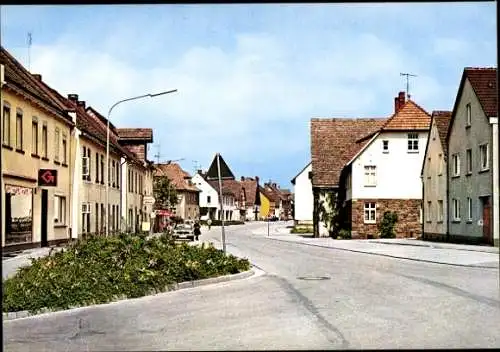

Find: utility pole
<box><xmin>400</xmin><ymin>72</ymin><xmax>417</xmax><ymax>99</ymax></box>
<box><xmin>27</xmin><ymin>32</ymin><xmax>32</xmax><ymax>71</ymax></box>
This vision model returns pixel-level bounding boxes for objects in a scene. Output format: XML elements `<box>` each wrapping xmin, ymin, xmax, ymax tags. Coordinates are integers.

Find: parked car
<box><xmin>173</xmin><ymin>223</ymin><xmax>195</xmax><ymax>241</ymax></box>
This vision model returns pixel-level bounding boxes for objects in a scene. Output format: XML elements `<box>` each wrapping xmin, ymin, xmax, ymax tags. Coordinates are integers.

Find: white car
<box><xmin>173</xmin><ymin>223</ymin><xmax>195</xmax><ymax>241</ymax></box>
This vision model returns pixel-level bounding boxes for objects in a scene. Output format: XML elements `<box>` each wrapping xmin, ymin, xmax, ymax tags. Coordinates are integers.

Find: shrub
<box><xmin>336</xmin><ymin>229</ymin><xmax>352</xmax><ymax>239</ymax></box>
<box><xmin>379</xmin><ymin>211</ymin><xmax>398</xmax><ymax>238</ymax></box>
<box><xmin>290</xmin><ymin>226</ymin><xmax>313</xmax><ymax>234</ymax></box>
<box><xmin>2</xmin><ymin>233</ymin><xmax>250</xmax><ymax>314</ymax></box>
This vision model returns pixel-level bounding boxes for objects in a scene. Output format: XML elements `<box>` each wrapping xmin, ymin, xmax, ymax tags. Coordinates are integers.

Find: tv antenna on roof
<box><xmin>154</xmin><ymin>143</ymin><xmax>161</xmax><ymax>164</ymax></box>
<box><xmin>27</xmin><ymin>31</ymin><xmax>33</xmax><ymax>71</ymax></box>
<box><xmin>400</xmin><ymin>72</ymin><xmax>417</xmax><ymax>99</ymax></box>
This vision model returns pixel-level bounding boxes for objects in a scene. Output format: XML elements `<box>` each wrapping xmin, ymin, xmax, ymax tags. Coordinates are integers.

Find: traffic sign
<box><xmin>38</xmin><ymin>169</ymin><xmax>58</xmax><ymax>187</ymax></box>
<box><xmin>143</xmin><ymin>196</ymin><xmax>156</xmax><ymax>206</ymax></box>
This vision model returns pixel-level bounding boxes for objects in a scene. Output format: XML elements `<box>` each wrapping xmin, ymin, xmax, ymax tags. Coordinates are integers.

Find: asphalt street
<box><xmin>3</xmin><ymin>222</ymin><xmax>500</xmax><ymax>350</ymax></box>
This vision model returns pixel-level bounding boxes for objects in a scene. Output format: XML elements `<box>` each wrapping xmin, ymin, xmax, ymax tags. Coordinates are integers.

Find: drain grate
<box><xmin>297</xmin><ymin>276</ymin><xmax>330</xmax><ymax>281</ymax></box>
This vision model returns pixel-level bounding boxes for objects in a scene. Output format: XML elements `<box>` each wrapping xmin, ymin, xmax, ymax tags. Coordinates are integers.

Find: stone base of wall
<box><xmin>351</xmin><ymin>199</ymin><xmax>422</xmax><ymax>239</ymax></box>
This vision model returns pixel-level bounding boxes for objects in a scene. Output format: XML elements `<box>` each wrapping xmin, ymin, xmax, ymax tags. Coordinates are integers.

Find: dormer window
<box><xmin>466</xmin><ymin>103</ymin><xmax>471</xmax><ymax>127</ymax></box>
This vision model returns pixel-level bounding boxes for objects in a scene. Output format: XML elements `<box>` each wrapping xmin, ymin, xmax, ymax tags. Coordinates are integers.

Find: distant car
<box><xmin>173</xmin><ymin>223</ymin><xmax>195</xmax><ymax>241</ymax></box>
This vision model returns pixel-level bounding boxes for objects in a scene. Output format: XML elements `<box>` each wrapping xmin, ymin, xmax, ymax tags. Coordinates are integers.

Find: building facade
<box><xmin>291</xmin><ymin>162</ymin><xmax>313</xmax><ymax>225</ymax></box>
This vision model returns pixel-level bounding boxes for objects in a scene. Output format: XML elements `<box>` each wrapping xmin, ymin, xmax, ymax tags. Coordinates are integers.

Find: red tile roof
<box><xmin>240</xmin><ymin>178</ymin><xmax>259</xmax><ymax>206</ymax></box>
<box><xmin>116</xmin><ymin>128</ymin><xmax>153</xmax><ymax>142</ymax></box>
<box><xmin>154</xmin><ymin>163</ymin><xmax>200</xmax><ymax>192</ymax></box>
<box><xmin>433</xmin><ymin>111</ymin><xmax>452</xmax><ymax>157</ymax></box>
<box><xmin>208</xmin><ymin>179</ymin><xmax>242</xmax><ymax>197</ymax></box>
<box><xmin>465</xmin><ymin>67</ymin><xmax>497</xmax><ymax>117</ymax></box>
<box><xmin>381</xmin><ymin>100</ymin><xmax>432</xmax><ymax>131</ymax></box>
<box><xmin>310</xmin><ymin>118</ymin><xmax>388</xmax><ymax>187</ymax></box>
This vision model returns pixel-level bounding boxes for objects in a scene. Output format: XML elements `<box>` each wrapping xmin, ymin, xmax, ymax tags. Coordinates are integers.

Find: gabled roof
<box><xmin>380</xmin><ymin>100</ymin><xmax>432</xmax><ymax>131</ymax></box>
<box><xmin>0</xmin><ymin>46</ymin><xmax>72</xmax><ymax>124</ymax></box>
<box><xmin>291</xmin><ymin>161</ymin><xmax>312</xmax><ymax>185</ymax></box>
<box><xmin>420</xmin><ymin>111</ymin><xmax>452</xmax><ymax>176</ymax></box>
<box><xmin>259</xmin><ymin>185</ymin><xmax>274</xmax><ymax>201</ymax></box>
<box><xmin>206</xmin><ymin>153</ymin><xmax>235</xmax><ymax>180</ymax></box>
<box><xmin>240</xmin><ymin>178</ymin><xmax>260</xmax><ymax>206</ymax></box>
<box><xmin>154</xmin><ymin>163</ymin><xmax>200</xmax><ymax>192</ymax></box>
<box><xmin>207</xmin><ymin>179</ymin><xmax>242</xmax><ymax>198</ymax></box>
<box><xmin>447</xmin><ymin>67</ymin><xmax>497</xmax><ymax>144</ymax></box>
<box><xmin>310</xmin><ymin>118</ymin><xmax>388</xmax><ymax>187</ymax></box>
<box><xmin>116</xmin><ymin>128</ymin><xmax>153</xmax><ymax>143</ymax></box>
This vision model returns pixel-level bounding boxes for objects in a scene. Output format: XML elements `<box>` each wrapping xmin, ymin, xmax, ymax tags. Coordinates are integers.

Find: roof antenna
<box><xmin>154</xmin><ymin>143</ymin><xmax>161</xmax><ymax>164</ymax></box>
<box><xmin>400</xmin><ymin>72</ymin><xmax>417</xmax><ymax>99</ymax></box>
<box><xmin>27</xmin><ymin>32</ymin><xmax>32</xmax><ymax>71</ymax></box>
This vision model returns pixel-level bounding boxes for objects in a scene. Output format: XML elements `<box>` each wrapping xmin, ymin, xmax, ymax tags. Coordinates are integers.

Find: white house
<box><xmin>192</xmin><ymin>172</ymin><xmax>219</xmax><ymax>220</ymax></box>
<box><xmin>291</xmin><ymin>162</ymin><xmax>313</xmax><ymax>225</ymax></box>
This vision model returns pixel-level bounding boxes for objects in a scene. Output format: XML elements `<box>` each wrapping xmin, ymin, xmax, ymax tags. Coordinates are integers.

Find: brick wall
<box><xmin>351</xmin><ymin>199</ymin><xmax>422</xmax><ymax>239</ymax></box>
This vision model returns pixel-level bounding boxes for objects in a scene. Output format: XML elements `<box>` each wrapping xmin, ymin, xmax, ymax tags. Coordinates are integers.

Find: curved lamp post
<box><xmin>105</xmin><ymin>89</ymin><xmax>177</xmax><ymax>237</ymax></box>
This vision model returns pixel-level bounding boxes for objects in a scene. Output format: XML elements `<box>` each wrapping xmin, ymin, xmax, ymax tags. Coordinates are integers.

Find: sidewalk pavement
<box><xmin>252</xmin><ymin>226</ymin><xmax>499</xmax><ymax>269</ymax></box>
<box><xmin>2</xmin><ymin>246</ymin><xmax>64</xmax><ymax>280</ymax></box>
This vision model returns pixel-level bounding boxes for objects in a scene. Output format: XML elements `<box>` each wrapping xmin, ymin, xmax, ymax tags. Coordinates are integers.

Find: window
<box><xmin>15</xmin><ymin>109</ymin><xmax>23</xmax><ymax>150</ymax></box>
<box><xmin>82</xmin><ymin>147</ymin><xmax>90</xmax><ymax>180</ymax></box>
<box><xmin>479</xmin><ymin>144</ymin><xmax>489</xmax><ymax>171</ymax></box>
<box><xmin>437</xmin><ymin>200</ymin><xmax>443</xmax><ymax>222</ymax></box>
<box><xmin>54</xmin><ymin>128</ymin><xmax>60</xmax><ymax>161</ymax></box>
<box><xmin>117</xmin><ymin>164</ymin><xmax>120</xmax><ymax>189</ymax></box>
<box><xmin>364</xmin><ymin>165</ymin><xmax>377</xmax><ymax>186</ymax></box>
<box><xmin>95</xmin><ymin>203</ymin><xmax>99</xmax><ymax>234</ymax></box>
<box><xmin>81</xmin><ymin>202</ymin><xmax>91</xmax><ymax>234</ymax></box>
<box><xmin>207</xmin><ymin>195</ymin><xmax>211</xmax><ymax>204</ymax></box>
<box><xmin>54</xmin><ymin>196</ymin><xmax>66</xmax><ymax>225</ymax></box>
<box><xmin>364</xmin><ymin>202</ymin><xmax>376</xmax><ymax>223</ymax></box>
<box><xmin>452</xmin><ymin>198</ymin><xmax>460</xmax><ymax>221</ymax></box>
<box><xmin>438</xmin><ymin>154</ymin><xmax>443</xmax><ymax>176</ymax></box>
<box><xmin>466</xmin><ymin>103</ymin><xmax>471</xmax><ymax>127</ymax></box>
<box><xmin>382</xmin><ymin>140</ymin><xmax>389</xmax><ymax>153</ymax></box>
<box><xmin>62</xmin><ymin>134</ymin><xmax>67</xmax><ymax>164</ymax></box>
<box><xmin>31</xmin><ymin>118</ymin><xmax>38</xmax><ymax>155</ymax></box>
<box><xmin>2</xmin><ymin>103</ymin><xmax>11</xmax><ymax>146</ymax></box>
<box><xmin>100</xmin><ymin>155</ymin><xmax>104</xmax><ymax>183</ymax></box>
<box><xmin>112</xmin><ymin>160</ymin><xmax>116</xmax><ymax>187</ymax></box>
<box><xmin>467</xmin><ymin>197</ymin><xmax>472</xmax><ymax>222</ymax></box>
<box><xmin>452</xmin><ymin>153</ymin><xmax>460</xmax><ymax>176</ymax></box>
<box><xmin>426</xmin><ymin>201</ymin><xmax>432</xmax><ymax>223</ymax></box>
<box><xmin>466</xmin><ymin>149</ymin><xmax>472</xmax><ymax>174</ymax></box>
<box><xmin>407</xmin><ymin>132</ymin><xmax>419</xmax><ymax>152</ymax></box>
<box><xmin>42</xmin><ymin>123</ymin><xmax>48</xmax><ymax>158</ymax></box>
<box><xmin>96</xmin><ymin>152</ymin><xmax>99</xmax><ymax>182</ymax></box>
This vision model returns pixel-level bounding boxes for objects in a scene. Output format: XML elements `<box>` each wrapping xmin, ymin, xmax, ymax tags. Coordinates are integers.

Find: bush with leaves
<box><xmin>378</xmin><ymin>211</ymin><xmax>399</xmax><ymax>238</ymax></box>
<box><xmin>336</xmin><ymin>229</ymin><xmax>352</xmax><ymax>239</ymax></box>
<box><xmin>290</xmin><ymin>226</ymin><xmax>313</xmax><ymax>234</ymax></box>
<box><xmin>2</xmin><ymin>234</ymin><xmax>250</xmax><ymax>314</ymax></box>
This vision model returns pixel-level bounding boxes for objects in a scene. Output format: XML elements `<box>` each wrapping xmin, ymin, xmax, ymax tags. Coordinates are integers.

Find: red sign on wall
<box><xmin>38</xmin><ymin>169</ymin><xmax>58</xmax><ymax>187</ymax></box>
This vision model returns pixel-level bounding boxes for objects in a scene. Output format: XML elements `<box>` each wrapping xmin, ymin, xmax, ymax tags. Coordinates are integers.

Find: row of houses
<box><xmin>1</xmin><ymin>46</ymin><xmax>156</xmax><ymax>252</ymax></box>
<box><xmin>291</xmin><ymin>67</ymin><xmax>498</xmax><ymax>247</ymax></box>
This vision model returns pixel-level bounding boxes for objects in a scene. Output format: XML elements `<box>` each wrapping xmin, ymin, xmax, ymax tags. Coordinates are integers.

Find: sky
<box><xmin>0</xmin><ymin>3</ymin><xmax>497</xmax><ymax>189</ymax></box>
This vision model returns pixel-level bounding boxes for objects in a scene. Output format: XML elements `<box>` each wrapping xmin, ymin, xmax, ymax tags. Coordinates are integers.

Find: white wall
<box><xmin>352</xmin><ymin>131</ymin><xmax>427</xmax><ymax>200</ymax></box>
<box><xmin>293</xmin><ymin>163</ymin><xmax>313</xmax><ymax>222</ymax></box>
<box><xmin>192</xmin><ymin>174</ymin><xmax>219</xmax><ymax>208</ymax></box>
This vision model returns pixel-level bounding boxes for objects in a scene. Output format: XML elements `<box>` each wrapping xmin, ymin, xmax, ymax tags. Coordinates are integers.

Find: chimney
<box><xmin>272</xmin><ymin>183</ymin><xmax>276</xmax><ymax>188</ymax></box>
<box><xmin>32</xmin><ymin>74</ymin><xmax>42</xmax><ymax>81</ymax></box>
<box><xmin>394</xmin><ymin>91</ymin><xmax>405</xmax><ymax>113</ymax></box>
<box><xmin>67</xmin><ymin>94</ymin><xmax>79</xmax><ymax>102</ymax></box>
<box><xmin>394</xmin><ymin>97</ymin><xmax>399</xmax><ymax>113</ymax></box>
<box><xmin>241</xmin><ymin>176</ymin><xmax>245</xmax><ymax>181</ymax></box>
<box><xmin>77</xmin><ymin>100</ymin><xmax>86</xmax><ymax>109</ymax></box>
<box><xmin>255</xmin><ymin>176</ymin><xmax>259</xmax><ymax>183</ymax></box>
<box><xmin>197</xmin><ymin>169</ymin><xmax>203</xmax><ymax>175</ymax></box>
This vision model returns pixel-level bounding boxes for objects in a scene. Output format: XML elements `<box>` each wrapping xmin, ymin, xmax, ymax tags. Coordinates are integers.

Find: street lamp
<box><xmin>105</xmin><ymin>89</ymin><xmax>177</xmax><ymax>237</ymax></box>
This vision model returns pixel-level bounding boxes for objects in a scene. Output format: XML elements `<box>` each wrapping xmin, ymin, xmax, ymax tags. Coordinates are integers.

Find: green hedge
<box><xmin>2</xmin><ymin>233</ymin><xmax>250</xmax><ymax>314</ymax></box>
<box><xmin>200</xmin><ymin>220</ymin><xmax>245</xmax><ymax>226</ymax></box>
<box><xmin>290</xmin><ymin>226</ymin><xmax>313</xmax><ymax>234</ymax></box>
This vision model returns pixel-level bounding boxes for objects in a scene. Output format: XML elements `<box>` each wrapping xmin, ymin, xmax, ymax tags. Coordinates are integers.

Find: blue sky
<box><xmin>1</xmin><ymin>3</ymin><xmax>496</xmax><ymax>189</ymax></box>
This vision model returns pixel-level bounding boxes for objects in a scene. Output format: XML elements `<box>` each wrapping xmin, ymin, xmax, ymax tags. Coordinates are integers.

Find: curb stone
<box><xmin>2</xmin><ymin>269</ymin><xmax>255</xmax><ymax>321</ymax></box>
<box><xmin>265</xmin><ymin>237</ymin><xmax>498</xmax><ymax>269</ymax></box>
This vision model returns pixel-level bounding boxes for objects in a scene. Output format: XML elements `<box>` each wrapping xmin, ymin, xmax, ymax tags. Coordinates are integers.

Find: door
<box><xmin>41</xmin><ymin>189</ymin><xmax>48</xmax><ymax>247</ymax></box>
<box><xmin>481</xmin><ymin>197</ymin><xmax>492</xmax><ymax>245</ymax></box>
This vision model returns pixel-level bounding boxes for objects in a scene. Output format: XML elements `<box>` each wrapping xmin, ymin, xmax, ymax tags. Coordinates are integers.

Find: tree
<box><xmin>379</xmin><ymin>211</ymin><xmax>398</xmax><ymax>238</ymax></box>
<box><xmin>153</xmin><ymin>177</ymin><xmax>178</xmax><ymax>209</ymax></box>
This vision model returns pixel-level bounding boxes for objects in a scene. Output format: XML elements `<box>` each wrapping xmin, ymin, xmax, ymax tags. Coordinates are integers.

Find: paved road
<box><xmin>3</xmin><ymin>223</ymin><xmax>500</xmax><ymax>350</ymax></box>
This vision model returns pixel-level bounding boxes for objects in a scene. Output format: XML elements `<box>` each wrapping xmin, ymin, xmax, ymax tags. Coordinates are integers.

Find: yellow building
<box><xmin>258</xmin><ymin>186</ymin><xmax>272</xmax><ymax>220</ymax></box>
<box><xmin>1</xmin><ymin>47</ymin><xmax>75</xmax><ymax>250</ymax></box>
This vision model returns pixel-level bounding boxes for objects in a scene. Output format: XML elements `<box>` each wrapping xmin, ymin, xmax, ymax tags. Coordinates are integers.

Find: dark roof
<box><xmin>447</xmin><ymin>67</ymin><xmax>497</xmax><ymax>144</ymax></box>
<box><xmin>240</xmin><ymin>178</ymin><xmax>260</xmax><ymax>206</ymax></box>
<box><xmin>154</xmin><ymin>163</ymin><xmax>200</xmax><ymax>192</ymax></box>
<box><xmin>0</xmin><ymin>46</ymin><xmax>72</xmax><ymax>124</ymax></box>
<box><xmin>465</xmin><ymin>67</ymin><xmax>497</xmax><ymax>117</ymax></box>
<box><xmin>116</xmin><ymin>128</ymin><xmax>153</xmax><ymax>143</ymax></box>
<box><xmin>310</xmin><ymin>118</ymin><xmax>387</xmax><ymax>187</ymax></box>
<box><xmin>433</xmin><ymin>111</ymin><xmax>452</xmax><ymax>157</ymax></box>
<box><xmin>208</xmin><ymin>179</ymin><xmax>241</xmax><ymax>197</ymax></box>
<box><xmin>205</xmin><ymin>153</ymin><xmax>235</xmax><ymax>180</ymax></box>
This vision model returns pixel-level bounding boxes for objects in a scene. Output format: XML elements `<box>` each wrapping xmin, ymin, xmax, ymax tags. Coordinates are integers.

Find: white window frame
<box><xmin>364</xmin><ymin>202</ymin><xmax>376</xmax><ymax>224</ymax></box>
<box><xmin>466</xmin><ymin>149</ymin><xmax>472</xmax><ymax>174</ymax></box>
<box><xmin>82</xmin><ymin>156</ymin><xmax>90</xmax><ymax>177</ymax></box>
<box><xmin>479</xmin><ymin>143</ymin><xmax>489</xmax><ymax>171</ymax></box>
<box><xmin>452</xmin><ymin>198</ymin><xmax>460</xmax><ymax>221</ymax></box>
<box><xmin>437</xmin><ymin>200</ymin><xmax>444</xmax><ymax>222</ymax></box>
<box><xmin>54</xmin><ymin>195</ymin><xmax>66</xmax><ymax>225</ymax></box>
<box><xmin>54</xmin><ymin>128</ymin><xmax>60</xmax><ymax>162</ymax></box>
<box><xmin>382</xmin><ymin>140</ymin><xmax>389</xmax><ymax>153</ymax></box>
<box><xmin>82</xmin><ymin>202</ymin><xmax>91</xmax><ymax>214</ymax></box>
<box><xmin>467</xmin><ymin>197</ymin><xmax>472</xmax><ymax>222</ymax></box>
<box><xmin>466</xmin><ymin>103</ymin><xmax>471</xmax><ymax>127</ymax></box>
<box><xmin>407</xmin><ymin>132</ymin><xmax>419</xmax><ymax>152</ymax></box>
<box><xmin>364</xmin><ymin>165</ymin><xmax>377</xmax><ymax>187</ymax></box>
<box><xmin>452</xmin><ymin>153</ymin><xmax>460</xmax><ymax>177</ymax></box>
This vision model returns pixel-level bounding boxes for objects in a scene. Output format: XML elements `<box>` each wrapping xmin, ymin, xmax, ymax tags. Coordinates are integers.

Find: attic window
<box><xmin>466</xmin><ymin>104</ymin><xmax>471</xmax><ymax>127</ymax></box>
<box><xmin>382</xmin><ymin>140</ymin><xmax>389</xmax><ymax>153</ymax></box>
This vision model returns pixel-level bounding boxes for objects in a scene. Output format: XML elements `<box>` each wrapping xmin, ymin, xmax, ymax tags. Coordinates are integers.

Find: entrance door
<box><xmin>481</xmin><ymin>196</ymin><xmax>492</xmax><ymax>245</ymax></box>
<box><xmin>41</xmin><ymin>189</ymin><xmax>48</xmax><ymax>247</ymax></box>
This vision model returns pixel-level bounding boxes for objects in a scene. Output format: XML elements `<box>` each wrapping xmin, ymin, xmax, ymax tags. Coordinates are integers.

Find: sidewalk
<box><xmin>2</xmin><ymin>246</ymin><xmax>64</xmax><ymax>280</ymax></box>
<box><xmin>252</xmin><ymin>226</ymin><xmax>499</xmax><ymax>269</ymax></box>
